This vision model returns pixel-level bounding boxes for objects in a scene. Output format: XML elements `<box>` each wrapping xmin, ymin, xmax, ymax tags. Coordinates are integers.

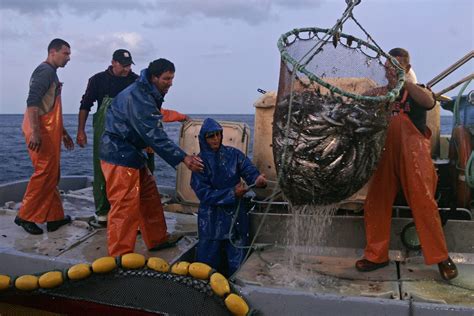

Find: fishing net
<box><xmin>273</xmin><ymin>1</ymin><xmax>405</xmax><ymax>205</ymax></box>
<box><xmin>2</xmin><ymin>268</ymin><xmax>232</xmax><ymax>315</ymax></box>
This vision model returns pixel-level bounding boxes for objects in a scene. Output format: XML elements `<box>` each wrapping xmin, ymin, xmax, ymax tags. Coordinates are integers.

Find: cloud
<box><xmin>1</xmin><ymin>0</ymin><xmax>323</xmax><ymax>25</ymax></box>
<box><xmin>71</xmin><ymin>32</ymin><xmax>153</xmax><ymax>63</ymax></box>
<box><xmin>143</xmin><ymin>0</ymin><xmax>323</xmax><ymax>27</ymax></box>
<box><xmin>198</xmin><ymin>44</ymin><xmax>233</xmax><ymax>58</ymax></box>
<box><xmin>0</xmin><ymin>0</ymin><xmax>146</xmax><ymax>16</ymax></box>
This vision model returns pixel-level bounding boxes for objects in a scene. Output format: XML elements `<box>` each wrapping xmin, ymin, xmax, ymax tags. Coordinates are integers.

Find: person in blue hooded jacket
<box><xmin>100</xmin><ymin>58</ymin><xmax>204</xmax><ymax>257</ymax></box>
<box><xmin>191</xmin><ymin>118</ymin><xmax>267</xmax><ymax>276</ymax></box>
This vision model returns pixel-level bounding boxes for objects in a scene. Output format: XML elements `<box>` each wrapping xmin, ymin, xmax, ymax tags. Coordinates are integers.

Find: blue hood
<box><xmin>198</xmin><ymin>118</ymin><xmax>224</xmax><ymax>153</ymax></box>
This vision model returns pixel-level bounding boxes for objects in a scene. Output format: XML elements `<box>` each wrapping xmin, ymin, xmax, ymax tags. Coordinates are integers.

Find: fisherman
<box><xmin>15</xmin><ymin>38</ymin><xmax>74</xmax><ymax>235</ymax></box>
<box><xmin>76</xmin><ymin>49</ymin><xmax>188</xmax><ymax>227</ymax></box>
<box><xmin>355</xmin><ymin>48</ymin><xmax>458</xmax><ymax>280</ymax></box>
<box><xmin>191</xmin><ymin>118</ymin><xmax>267</xmax><ymax>276</ymax></box>
<box><xmin>99</xmin><ymin>58</ymin><xmax>203</xmax><ymax>257</ymax></box>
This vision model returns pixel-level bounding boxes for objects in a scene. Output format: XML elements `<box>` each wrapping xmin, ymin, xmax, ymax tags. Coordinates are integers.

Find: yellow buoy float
<box><xmin>225</xmin><ymin>293</ymin><xmax>249</xmax><ymax>316</ymax></box>
<box><xmin>39</xmin><ymin>271</ymin><xmax>63</xmax><ymax>289</ymax></box>
<box><xmin>171</xmin><ymin>261</ymin><xmax>190</xmax><ymax>275</ymax></box>
<box><xmin>15</xmin><ymin>275</ymin><xmax>39</xmax><ymax>291</ymax></box>
<box><xmin>121</xmin><ymin>253</ymin><xmax>146</xmax><ymax>269</ymax></box>
<box><xmin>92</xmin><ymin>256</ymin><xmax>117</xmax><ymax>273</ymax></box>
<box><xmin>147</xmin><ymin>257</ymin><xmax>170</xmax><ymax>272</ymax></box>
<box><xmin>210</xmin><ymin>272</ymin><xmax>231</xmax><ymax>297</ymax></box>
<box><xmin>188</xmin><ymin>262</ymin><xmax>213</xmax><ymax>280</ymax></box>
<box><xmin>0</xmin><ymin>275</ymin><xmax>11</xmax><ymax>291</ymax></box>
<box><xmin>67</xmin><ymin>263</ymin><xmax>92</xmax><ymax>280</ymax></box>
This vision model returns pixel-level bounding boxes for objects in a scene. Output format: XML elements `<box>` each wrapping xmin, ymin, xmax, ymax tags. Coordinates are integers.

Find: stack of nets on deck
<box><xmin>273</xmin><ymin>2</ymin><xmax>405</xmax><ymax>206</ymax></box>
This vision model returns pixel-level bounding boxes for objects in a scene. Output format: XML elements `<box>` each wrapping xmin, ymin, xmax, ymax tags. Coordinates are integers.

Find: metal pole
<box><xmin>427</xmin><ymin>51</ymin><xmax>474</xmax><ymax>88</ymax></box>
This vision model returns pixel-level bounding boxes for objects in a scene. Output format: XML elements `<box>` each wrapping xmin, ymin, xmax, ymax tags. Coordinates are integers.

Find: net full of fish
<box><xmin>272</xmin><ymin>89</ymin><xmax>390</xmax><ymax>205</ymax></box>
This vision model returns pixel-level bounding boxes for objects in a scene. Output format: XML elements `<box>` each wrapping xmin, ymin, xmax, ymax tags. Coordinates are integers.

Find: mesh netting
<box><xmin>273</xmin><ymin>12</ymin><xmax>404</xmax><ymax>205</ymax></box>
<box><xmin>4</xmin><ymin>269</ymin><xmax>231</xmax><ymax>316</ymax></box>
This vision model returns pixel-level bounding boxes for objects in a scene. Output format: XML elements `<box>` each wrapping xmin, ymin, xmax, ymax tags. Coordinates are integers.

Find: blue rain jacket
<box><xmin>100</xmin><ymin>69</ymin><xmax>186</xmax><ymax>169</ymax></box>
<box><xmin>191</xmin><ymin>118</ymin><xmax>260</xmax><ymax>241</ymax></box>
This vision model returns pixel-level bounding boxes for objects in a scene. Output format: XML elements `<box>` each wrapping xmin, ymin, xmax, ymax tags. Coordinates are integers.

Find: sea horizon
<box><xmin>0</xmin><ymin>114</ymin><xmax>455</xmax><ymax>185</ymax></box>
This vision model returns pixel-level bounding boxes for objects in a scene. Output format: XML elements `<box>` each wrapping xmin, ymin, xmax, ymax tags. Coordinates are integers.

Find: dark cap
<box><xmin>112</xmin><ymin>49</ymin><xmax>134</xmax><ymax>66</ymax></box>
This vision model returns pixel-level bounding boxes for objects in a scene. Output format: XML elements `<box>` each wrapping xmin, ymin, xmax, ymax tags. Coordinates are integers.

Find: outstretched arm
<box><xmin>161</xmin><ymin>108</ymin><xmax>189</xmax><ymax>122</ymax></box>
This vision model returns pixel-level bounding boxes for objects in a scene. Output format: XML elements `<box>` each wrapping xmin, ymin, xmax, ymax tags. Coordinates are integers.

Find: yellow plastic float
<box><xmin>121</xmin><ymin>253</ymin><xmax>146</xmax><ymax>269</ymax></box>
<box><xmin>92</xmin><ymin>256</ymin><xmax>117</xmax><ymax>273</ymax></box>
<box><xmin>0</xmin><ymin>275</ymin><xmax>11</xmax><ymax>290</ymax></box>
<box><xmin>15</xmin><ymin>275</ymin><xmax>39</xmax><ymax>291</ymax></box>
<box><xmin>67</xmin><ymin>263</ymin><xmax>92</xmax><ymax>280</ymax></box>
<box><xmin>171</xmin><ymin>261</ymin><xmax>190</xmax><ymax>275</ymax></box>
<box><xmin>188</xmin><ymin>262</ymin><xmax>213</xmax><ymax>280</ymax></box>
<box><xmin>39</xmin><ymin>271</ymin><xmax>63</xmax><ymax>289</ymax></box>
<box><xmin>147</xmin><ymin>257</ymin><xmax>170</xmax><ymax>272</ymax></box>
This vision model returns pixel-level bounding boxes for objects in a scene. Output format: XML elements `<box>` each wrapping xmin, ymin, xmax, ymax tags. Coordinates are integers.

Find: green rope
<box><xmin>277</xmin><ymin>27</ymin><xmax>404</xmax><ymax>103</ymax></box>
<box><xmin>454</xmin><ymin>80</ymin><xmax>471</xmax><ymax>126</ymax></box>
<box><xmin>452</xmin><ymin>80</ymin><xmax>474</xmax><ymax>189</ymax></box>
<box><xmin>466</xmin><ymin>151</ymin><xmax>474</xmax><ymax>189</ymax></box>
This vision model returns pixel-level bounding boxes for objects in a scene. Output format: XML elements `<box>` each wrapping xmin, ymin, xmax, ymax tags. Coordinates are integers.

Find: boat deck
<box><xmin>236</xmin><ymin>246</ymin><xmax>474</xmax><ymax>307</ymax></box>
<box><xmin>0</xmin><ymin>184</ymin><xmax>199</xmax><ymax>276</ymax></box>
<box><xmin>1</xmin><ymin>177</ymin><xmax>473</xmax><ymax>315</ymax></box>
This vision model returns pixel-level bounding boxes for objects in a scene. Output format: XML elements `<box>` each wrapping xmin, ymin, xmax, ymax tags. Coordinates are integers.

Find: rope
<box><xmin>277</xmin><ymin>27</ymin><xmax>404</xmax><ymax>103</ymax></box>
<box><xmin>298</xmin><ymin>0</ymin><xmax>359</xmax><ymax>68</ymax></box>
<box><xmin>454</xmin><ymin>80</ymin><xmax>471</xmax><ymax>126</ymax></box>
<box><xmin>466</xmin><ymin>152</ymin><xmax>474</xmax><ymax>189</ymax></box>
<box><xmin>452</xmin><ymin>80</ymin><xmax>473</xmax><ymax>184</ymax></box>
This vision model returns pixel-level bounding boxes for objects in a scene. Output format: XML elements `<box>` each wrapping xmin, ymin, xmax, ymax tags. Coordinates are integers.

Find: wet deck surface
<box><xmin>1</xmin><ymin>184</ymin><xmax>473</xmax><ymax>312</ymax></box>
<box><xmin>236</xmin><ymin>246</ymin><xmax>474</xmax><ymax>308</ymax></box>
<box><xmin>0</xmin><ymin>186</ymin><xmax>198</xmax><ymax>272</ymax></box>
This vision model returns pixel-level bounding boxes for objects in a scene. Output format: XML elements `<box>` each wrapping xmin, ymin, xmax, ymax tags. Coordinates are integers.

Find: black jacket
<box><xmin>79</xmin><ymin>66</ymin><xmax>138</xmax><ymax>111</ymax></box>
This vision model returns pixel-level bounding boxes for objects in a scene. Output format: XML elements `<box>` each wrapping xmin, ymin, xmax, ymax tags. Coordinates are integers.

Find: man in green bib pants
<box><xmin>76</xmin><ymin>49</ymin><xmax>138</xmax><ymax>227</ymax></box>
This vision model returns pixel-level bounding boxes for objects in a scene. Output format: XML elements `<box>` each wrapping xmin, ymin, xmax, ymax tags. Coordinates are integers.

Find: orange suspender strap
<box><xmin>396</xmin><ymin>89</ymin><xmax>409</xmax><ymax>115</ymax></box>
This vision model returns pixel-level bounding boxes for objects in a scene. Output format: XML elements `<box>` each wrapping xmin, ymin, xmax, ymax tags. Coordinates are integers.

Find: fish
<box><xmin>272</xmin><ymin>90</ymin><xmax>390</xmax><ymax>205</ymax></box>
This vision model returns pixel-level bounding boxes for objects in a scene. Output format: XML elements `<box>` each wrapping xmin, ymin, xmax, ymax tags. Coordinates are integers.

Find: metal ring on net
<box><xmin>273</xmin><ymin>26</ymin><xmax>405</xmax><ymax>206</ymax></box>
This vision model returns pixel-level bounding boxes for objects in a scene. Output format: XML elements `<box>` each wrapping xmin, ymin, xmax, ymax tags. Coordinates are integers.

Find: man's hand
<box><xmin>63</xmin><ymin>131</ymin><xmax>74</xmax><ymax>150</ymax></box>
<box><xmin>234</xmin><ymin>182</ymin><xmax>248</xmax><ymax>198</ymax></box>
<box><xmin>183</xmin><ymin>155</ymin><xmax>204</xmax><ymax>172</ymax></box>
<box><xmin>76</xmin><ymin>130</ymin><xmax>87</xmax><ymax>147</ymax></box>
<box><xmin>255</xmin><ymin>174</ymin><xmax>267</xmax><ymax>188</ymax></box>
<box><xmin>28</xmin><ymin>131</ymin><xmax>42</xmax><ymax>152</ymax></box>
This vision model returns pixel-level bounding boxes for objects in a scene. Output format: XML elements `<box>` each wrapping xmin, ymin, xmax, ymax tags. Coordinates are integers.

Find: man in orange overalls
<box><xmin>16</xmin><ymin>39</ymin><xmax>74</xmax><ymax>235</ymax></box>
<box><xmin>355</xmin><ymin>48</ymin><xmax>458</xmax><ymax>281</ymax></box>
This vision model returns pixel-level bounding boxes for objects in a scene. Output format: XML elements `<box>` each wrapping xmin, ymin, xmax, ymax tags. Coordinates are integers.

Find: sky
<box><xmin>0</xmin><ymin>0</ymin><xmax>472</xmax><ymax>115</ymax></box>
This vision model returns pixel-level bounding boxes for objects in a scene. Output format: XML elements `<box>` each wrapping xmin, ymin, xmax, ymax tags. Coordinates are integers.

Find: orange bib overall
<box><xmin>19</xmin><ymin>88</ymin><xmax>65</xmax><ymax>223</ymax></box>
<box><xmin>364</xmin><ymin>110</ymin><xmax>449</xmax><ymax>265</ymax></box>
<box><xmin>100</xmin><ymin>161</ymin><xmax>168</xmax><ymax>256</ymax></box>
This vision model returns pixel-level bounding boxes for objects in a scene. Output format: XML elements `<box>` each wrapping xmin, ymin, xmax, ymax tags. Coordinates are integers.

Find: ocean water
<box><xmin>0</xmin><ymin>114</ymin><xmax>453</xmax><ymax>185</ymax></box>
<box><xmin>0</xmin><ymin>114</ymin><xmax>255</xmax><ymax>186</ymax></box>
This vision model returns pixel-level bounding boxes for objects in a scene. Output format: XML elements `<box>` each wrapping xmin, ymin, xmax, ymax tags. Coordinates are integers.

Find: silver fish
<box><xmin>273</xmin><ymin>90</ymin><xmax>389</xmax><ymax>205</ymax></box>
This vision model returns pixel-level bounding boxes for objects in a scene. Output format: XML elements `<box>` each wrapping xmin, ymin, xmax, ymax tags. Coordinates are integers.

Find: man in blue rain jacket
<box><xmin>191</xmin><ymin>118</ymin><xmax>267</xmax><ymax>276</ymax></box>
<box><xmin>99</xmin><ymin>58</ymin><xmax>203</xmax><ymax>256</ymax></box>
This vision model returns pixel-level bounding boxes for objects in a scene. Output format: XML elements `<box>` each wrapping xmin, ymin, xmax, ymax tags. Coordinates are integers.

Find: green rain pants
<box><xmin>92</xmin><ymin>97</ymin><xmax>113</xmax><ymax>217</ymax></box>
